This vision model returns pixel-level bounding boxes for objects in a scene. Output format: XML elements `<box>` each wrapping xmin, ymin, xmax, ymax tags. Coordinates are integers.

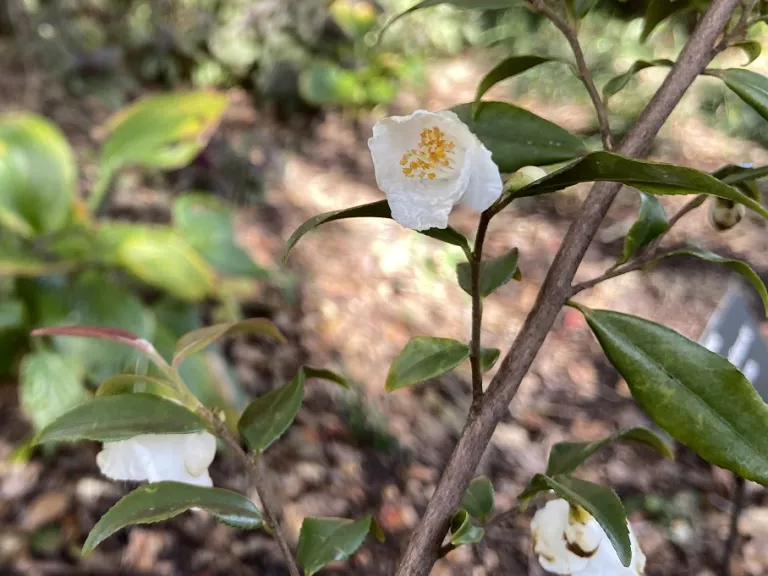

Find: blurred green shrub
<box><xmin>0</xmin><ymin>91</ymin><xmax>264</xmax><ymax>434</ymax></box>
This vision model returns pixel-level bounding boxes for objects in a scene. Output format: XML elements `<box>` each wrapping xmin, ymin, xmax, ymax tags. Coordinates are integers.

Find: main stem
<box><xmin>394</xmin><ymin>0</ymin><xmax>740</xmax><ymax>572</ymax></box>
<box><xmin>202</xmin><ymin>409</ymin><xmax>301</xmax><ymax>576</ymax></box>
<box><xmin>469</xmin><ymin>211</ymin><xmax>492</xmax><ymax>404</ymax></box>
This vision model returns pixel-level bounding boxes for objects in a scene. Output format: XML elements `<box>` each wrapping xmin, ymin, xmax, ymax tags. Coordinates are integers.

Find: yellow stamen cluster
<box><xmin>400</xmin><ymin>126</ymin><xmax>456</xmax><ymax>179</ymax></box>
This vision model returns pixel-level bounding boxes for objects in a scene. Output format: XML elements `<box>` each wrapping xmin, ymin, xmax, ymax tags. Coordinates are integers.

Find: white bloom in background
<box><xmin>368</xmin><ymin>110</ymin><xmax>502</xmax><ymax>231</ymax></box>
<box><xmin>531</xmin><ymin>499</ymin><xmax>646</xmax><ymax>575</ymax></box>
<box><xmin>97</xmin><ymin>432</ymin><xmax>217</xmax><ymax>487</ymax></box>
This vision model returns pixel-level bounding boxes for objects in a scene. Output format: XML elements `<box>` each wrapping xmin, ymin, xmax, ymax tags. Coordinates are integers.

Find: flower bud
<box><xmin>503</xmin><ymin>165</ymin><xmax>548</xmax><ymax>193</ymax></box>
<box><xmin>708</xmin><ymin>197</ymin><xmax>745</xmax><ymax>231</ymax></box>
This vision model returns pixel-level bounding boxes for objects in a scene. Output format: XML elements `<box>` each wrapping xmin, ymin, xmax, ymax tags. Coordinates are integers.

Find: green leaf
<box><xmin>546</xmin><ymin>427</ymin><xmax>674</xmax><ymax>476</ymax></box>
<box><xmin>0</xmin><ymin>246</ymin><xmax>75</xmax><ymax>276</ymax></box>
<box><xmin>456</xmin><ymin>248</ymin><xmax>520</xmax><ymax>298</ymax></box>
<box><xmin>732</xmin><ymin>41</ymin><xmax>762</xmax><ymax>66</ymax></box>
<box><xmin>173</xmin><ymin>319</ymin><xmax>286</xmax><ymax>367</ymax></box>
<box><xmin>521</xmin><ymin>475</ymin><xmax>631</xmax><ymax>567</ymax></box>
<box><xmin>30</xmin><ymin>274</ymin><xmax>151</xmax><ymax>383</ymax></box>
<box><xmin>299</xmin><ymin>62</ymin><xmax>366</xmax><ymax>107</ymax></box>
<box><xmin>94</xmin><ymin>91</ymin><xmax>227</xmax><ymax>210</ymax></box>
<box><xmin>35</xmin><ymin>394</ymin><xmax>206</xmax><ymax>444</ymax></box>
<box><xmin>283</xmin><ymin>200</ymin><xmax>470</xmax><ymax>262</ymax></box>
<box><xmin>460</xmin><ymin>476</ymin><xmax>495</xmax><ymax>521</ymax></box>
<box><xmin>655</xmin><ymin>248</ymin><xmax>768</xmax><ymax>317</ymax></box>
<box><xmin>297</xmin><ymin>516</ymin><xmax>372</xmax><ymax>576</ymax></box>
<box><xmin>0</xmin><ymin>113</ymin><xmax>76</xmax><ymax>236</ymax></box>
<box><xmin>642</xmin><ymin>0</ymin><xmax>690</xmax><ymax>41</ymax></box>
<box><xmin>303</xmin><ymin>366</ymin><xmax>351</xmax><ymax>389</ymax></box>
<box><xmin>20</xmin><ymin>351</ymin><xmax>89</xmax><ymax>432</ymax></box>
<box><xmin>83</xmin><ymin>482</ymin><xmax>262</xmax><ymax>555</ymax></box>
<box><xmin>385</xmin><ymin>337</ymin><xmax>470</xmax><ymax>391</ymax></box>
<box><xmin>452</xmin><ymin>102</ymin><xmax>587</xmax><ymax>173</ymax></box>
<box><xmin>95</xmin><ymin>374</ymin><xmax>179</xmax><ymax>401</ymax></box>
<box><xmin>380</xmin><ymin>0</ymin><xmax>515</xmax><ymax>38</ymax></box>
<box><xmin>619</xmin><ymin>192</ymin><xmax>669</xmax><ymax>264</ymax></box>
<box><xmin>720</xmin><ymin>69</ymin><xmax>768</xmax><ymax>122</ymax></box>
<box><xmin>714</xmin><ymin>164</ymin><xmax>768</xmax><ymax>187</ymax></box>
<box><xmin>572</xmin><ymin>0</ymin><xmax>601</xmax><ymax>18</ymax></box>
<box><xmin>0</xmin><ymin>298</ymin><xmax>25</xmax><ymax>331</ymax></box>
<box><xmin>475</xmin><ymin>56</ymin><xmax>564</xmax><ymax>107</ymax></box>
<box><xmin>480</xmin><ymin>348</ymin><xmax>501</xmax><ymax>372</ymax></box>
<box><xmin>173</xmin><ymin>193</ymin><xmax>268</xmax><ymax>279</ymax></box>
<box><xmin>573</xmin><ymin>304</ymin><xmax>768</xmax><ymax>486</ymax></box>
<box><xmin>449</xmin><ymin>509</ymin><xmax>485</xmax><ymax>546</ymax></box>
<box><xmin>116</xmin><ymin>228</ymin><xmax>217</xmax><ymax>301</ymax></box>
<box><xmin>603</xmin><ymin>59</ymin><xmax>673</xmax><ymax>102</ymax></box>
<box><xmin>238</xmin><ymin>369</ymin><xmax>304</xmax><ymax>452</ymax></box>
<box><xmin>513</xmin><ymin>151</ymin><xmax>768</xmax><ymax>220</ymax></box>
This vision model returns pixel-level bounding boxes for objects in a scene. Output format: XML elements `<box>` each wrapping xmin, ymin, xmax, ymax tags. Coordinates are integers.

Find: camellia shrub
<box><xmin>0</xmin><ymin>91</ymin><xmax>271</xmax><ymax>439</ymax></box>
<box><xmin>21</xmin><ymin>0</ymin><xmax>768</xmax><ymax>575</ymax></box>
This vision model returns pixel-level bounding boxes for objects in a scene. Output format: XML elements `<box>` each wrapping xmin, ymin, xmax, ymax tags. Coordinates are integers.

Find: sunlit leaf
<box><xmin>297</xmin><ymin>515</ymin><xmax>372</xmax><ymax>576</ymax></box>
<box><xmin>452</xmin><ymin>102</ymin><xmax>587</xmax><ymax>173</ymax></box>
<box><xmin>299</xmin><ymin>62</ymin><xmax>366</xmax><ymax>107</ymax></box>
<box><xmin>83</xmin><ymin>482</ymin><xmax>262</xmax><ymax>554</ymax></box>
<box><xmin>283</xmin><ymin>200</ymin><xmax>470</xmax><ymax>262</ymax></box>
<box><xmin>20</xmin><ymin>351</ymin><xmax>89</xmax><ymax>432</ymax></box>
<box><xmin>385</xmin><ymin>337</ymin><xmax>470</xmax><ymax>391</ymax></box>
<box><xmin>35</xmin><ymin>394</ymin><xmax>206</xmax><ymax>444</ymax></box>
<box><xmin>618</xmin><ymin>192</ymin><xmax>669</xmax><ymax>264</ymax></box>
<box><xmin>0</xmin><ymin>113</ymin><xmax>76</xmax><ymax>236</ymax></box>
<box><xmin>573</xmin><ymin>303</ymin><xmax>768</xmax><ymax>485</ymax></box>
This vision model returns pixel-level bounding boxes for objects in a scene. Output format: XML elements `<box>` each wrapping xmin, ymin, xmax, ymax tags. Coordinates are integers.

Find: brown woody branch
<box><xmin>394</xmin><ymin>0</ymin><xmax>741</xmax><ymax>573</ymax></box>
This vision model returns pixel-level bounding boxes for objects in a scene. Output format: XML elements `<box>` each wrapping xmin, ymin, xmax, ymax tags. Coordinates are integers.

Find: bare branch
<box><xmin>469</xmin><ymin>211</ymin><xmax>493</xmax><ymax>404</ymax></box>
<box><xmin>395</xmin><ymin>0</ymin><xmax>740</xmax><ymax>572</ymax></box>
<box><xmin>532</xmin><ymin>0</ymin><xmax>613</xmax><ymax>149</ymax></box>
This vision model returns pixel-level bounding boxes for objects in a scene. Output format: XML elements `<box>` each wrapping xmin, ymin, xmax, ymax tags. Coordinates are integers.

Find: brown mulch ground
<box><xmin>2</xmin><ymin>50</ymin><xmax>768</xmax><ymax>576</ymax></box>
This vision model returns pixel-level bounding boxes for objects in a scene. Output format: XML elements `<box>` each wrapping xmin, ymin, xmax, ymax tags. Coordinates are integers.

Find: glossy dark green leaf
<box><xmin>480</xmin><ymin>348</ymin><xmax>501</xmax><ymax>372</ymax></box>
<box><xmin>546</xmin><ymin>427</ymin><xmax>674</xmax><ymax>476</ymax></box>
<box><xmin>283</xmin><ymin>200</ymin><xmax>470</xmax><ymax>261</ymax></box>
<box><xmin>655</xmin><ymin>248</ymin><xmax>768</xmax><ymax>316</ymax></box>
<box><xmin>0</xmin><ymin>113</ymin><xmax>76</xmax><ymax>236</ymax></box>
<box><xmin>297</xmin><ymin>515</ymin><xmax>372</xmax><ymax>576</ymax></box>
<box><xmin>385</xmin><ymin>337</ymin><xmax>470</xmax><ymax>391</ymax></box>
<box><xmin>449</xmin><ymin>509</ymin><xmax>485</xmax><ymax>546</ymax></box>
<box><xmin>95</xmin><ymin>374</ymin><xmax>178</xmax><ymax>401</ymax></box>
<box><xmin>619</xmin><ymin>192</ymin><xmax>669</xmax><ymax>264</ymax></box>
<box><xmin>173</xmin><ymin>319</ymin><xmax>285</xmax><ymax>367</ymax></box>
<box><xmin>20</xmin><ymin>351</ymin><xmax>89</xmax><ymax>432</ymax></box>
<box><xmin>475</xmin><ymin>56</ymin><xmax>564</xmax><ymax>106</ymax></box>
<box><xmin>35</xmin><ymin>394</ymin><xmax>206</xmax><ymax>444</ymax></box>
<box><xmin>456</xmin><ymin>248</ymin><xmax>520</xmax><ymax>298</ymax></box>
<box><xmin>603</xmin><ymin>59</ymin><xmax>673</xmax><ymax>102</ymax></box>
<box><xmin>732</xmin><ymin>41</ymin><xmax>762</xmax><ymax>66</ymax></box>
<box><xmin>642</xmin><ymin>0</ymin><xmax>690</xmax><ymax>41</ymax></box>
<box><xmin>238</xmin><ymin>369</ymin><xmax>304</xmax><ymax>452</ymax></box>
<box><xmin>83</xmin><ymin>482</ymin><xmax>262</xmax><ymax>555</ymax></box>
<box><xmin>714</xmin><ymin>164</ymin><xmax>768</xmax><ymax>187</ymax></box>
<box><xmin>513</xmin><ymin>151</ymin><xmax>768</xmax><ymax>220</ymax></box>
<box><xmin>460</xmin><ymin>476</ymin><xmax>495</xmax><ymax>521</ymax></box>
<box><xmin>521</xmin><ymin>474</ymin><xmax>631</xmax><ymax>567</ymax></box>
<box><xmin>573</xmin><ymin>304</ymin><xmax>768</xmax><ymax>485</ymax></box>
<box><xmin>452</xmin><ymin>102</ymin><xmax>587</xmax><ymax>173</ymax></box>
<box><xmin>720</xmin><ymin>69</ymin><xmax>768</xmax><ymax>122</ymax></box>
<box><xmin>173</xmin><ymin>193</ymin><xmax>268</xmax><ymax>279</ymax></box>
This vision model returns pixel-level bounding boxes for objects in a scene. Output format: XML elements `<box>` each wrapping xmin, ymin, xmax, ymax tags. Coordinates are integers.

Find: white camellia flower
<box><xmin>368</xmin><ymin>110</ymin><xmax>502</xmax><ymax>231</ymax></box>
<box><xmin>97</xmin><ymin>431</ymin><xmax>217</xmax><ymax>487</ymax></box>
<box><xmin>531</xmin><ymin>499</ymin><xmax>646</xmax><ymax>575</ymax></box>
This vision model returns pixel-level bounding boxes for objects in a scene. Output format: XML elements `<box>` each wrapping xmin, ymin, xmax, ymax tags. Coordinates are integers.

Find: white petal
<box><xmin>97</xmin><ymin>433</ymin><xmax>215</xmax><ymax>487</ymax></box>
<box><xmin>184</xmin><ymin>432</ymin><xmax>217</xmax><ymax>477</ymax></box>
<box><xmin>531</xmin><ymin>499</ymin><xmax>591</xmax><ymax>574</ymax></box>
<box><xmin>461</xmin><ymin>140</ymin><xmax>502</xmax><ymax>211</ymax></box>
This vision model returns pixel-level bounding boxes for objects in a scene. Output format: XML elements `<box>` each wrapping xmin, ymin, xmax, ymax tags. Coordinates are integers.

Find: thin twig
<box><xmin>469</xmin><ymin>211</ymin><xmax>492</xmax><ymax>404</ymax></box>
<box><xmin>437</xmin><ymin>542</ymin><xmax>456</xmax><ymax>559</ymax></box>
<box><xmin>532</xmin><ymin>0</ymin><xmax>613</xmax><ymax>150</ymax></box>
<box><xmin>201</xmin><ymin>409</ymin><xmax>301</xmax><ymax>576</ymax></box>
<box><xmin>394</xmin><ymin>0</ymin><xmax>739</xmax><ymax>572</ymax></box>
<box><xmin>570</xmin><ymin>194</ymin><xmax>707</xmax><ymax>295</ymax></box>
<box><xmin>720</xmin><ymin>475</ymin><xmax>747</xmax><ymax>576</ymax></box>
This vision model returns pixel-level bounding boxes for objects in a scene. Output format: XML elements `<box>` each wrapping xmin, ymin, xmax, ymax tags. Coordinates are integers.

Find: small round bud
<box><xmin>708</xmin><ymin>197</ymin><xmax>745</xmax><ymax>231</ymax></box>
<box><xmin>504</xmin><ymin>165</ymin><xmax>548</xmax><ymax>193</ymax></box>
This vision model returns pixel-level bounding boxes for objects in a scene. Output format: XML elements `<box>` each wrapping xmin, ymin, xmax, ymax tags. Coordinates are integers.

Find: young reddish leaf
<box><xmin>32</xmin><ymin>325</ymin><xmax>154</xmax><ymax>354</ymax></box>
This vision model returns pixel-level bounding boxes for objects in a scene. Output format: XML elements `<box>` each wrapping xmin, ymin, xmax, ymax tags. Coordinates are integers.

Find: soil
<box><xmin>2</xmin><ymin>51</ymin><xmax>768</xmax><ymax>576</ymax></box>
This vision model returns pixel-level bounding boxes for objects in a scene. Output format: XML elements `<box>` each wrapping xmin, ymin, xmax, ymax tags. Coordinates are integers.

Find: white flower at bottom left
<box><xmin>97</xmin><ymin>431</ymin><xmax>217</xmax><ymax>487</ymax></box>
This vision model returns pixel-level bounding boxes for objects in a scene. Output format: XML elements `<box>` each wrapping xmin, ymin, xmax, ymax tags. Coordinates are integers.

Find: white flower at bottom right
<box><xmin>531</xmin><ymin>498</ymin><xmax>646</xmax><ymax>575</ymax></box>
